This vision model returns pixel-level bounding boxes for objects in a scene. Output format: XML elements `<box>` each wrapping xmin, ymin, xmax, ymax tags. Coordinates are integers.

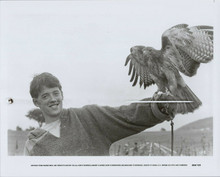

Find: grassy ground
<box><xmin>109</xmin><ymin>129</ymin><xmax>213</xmax><ymax>156</ymax></box>
<box><xmin>8</xmin><ymin>128</ymin><xmax>212</xmax><ymax>156</ymax></box>
<box><xmin>8</xmin><ymin>130</ymin><xmax>29</xmax><ymax>156</ymax></box>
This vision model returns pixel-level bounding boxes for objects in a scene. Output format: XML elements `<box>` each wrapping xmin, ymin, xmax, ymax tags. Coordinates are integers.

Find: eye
<box><xmin>42</xmin><ymin>94</ymin><xmax>48</xmax><ymax>99</ymax></box>
<box><xmin>53</xmin><ymin>91</ymin><xmax>60</xmax><ymax>96</ymax></box>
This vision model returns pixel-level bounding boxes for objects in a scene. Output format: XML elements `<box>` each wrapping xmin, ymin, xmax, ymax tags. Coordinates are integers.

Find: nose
<box><xmin>49</xmin><ymin>94</ymin><xmax>57</xmax><ymax>102</ymax></box>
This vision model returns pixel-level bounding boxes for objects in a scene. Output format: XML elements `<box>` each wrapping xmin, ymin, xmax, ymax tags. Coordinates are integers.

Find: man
<box><xmin>24</xmin><ymin>72</ymin><xmax>177</xmax><ymax>156</ymax></box>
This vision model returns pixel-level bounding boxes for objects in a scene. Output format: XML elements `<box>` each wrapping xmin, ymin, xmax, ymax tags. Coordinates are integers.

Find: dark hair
<box><xmin>30</xmin><ymin>72</ymin><xmax>62</xmax><ymax>98</ymax></box>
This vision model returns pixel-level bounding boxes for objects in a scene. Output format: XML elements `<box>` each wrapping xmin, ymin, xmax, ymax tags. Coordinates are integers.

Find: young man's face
<box><xmin>33</xmin><ymin>86</ymin><xmax>63</xmax><ymax>121</ymax></box>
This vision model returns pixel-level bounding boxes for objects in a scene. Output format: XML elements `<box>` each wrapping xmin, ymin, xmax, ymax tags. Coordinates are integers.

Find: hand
<box><xmin>153</xmin><ymin>92</ymin><xmax>177</xmax><ymax>120</ymax></box>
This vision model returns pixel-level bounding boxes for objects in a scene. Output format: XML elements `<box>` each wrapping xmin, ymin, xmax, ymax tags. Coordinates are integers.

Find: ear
<box><xmin>33</xmin><ymin>98</ymin><xmax>40</xmax><ymax>107</ymax></box>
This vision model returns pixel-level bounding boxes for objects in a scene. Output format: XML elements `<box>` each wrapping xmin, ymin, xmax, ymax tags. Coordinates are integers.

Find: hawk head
<box><xmin>142</xmin><ymin>47</ymin><xmax>159</xmax><ymax>60</ymax></box>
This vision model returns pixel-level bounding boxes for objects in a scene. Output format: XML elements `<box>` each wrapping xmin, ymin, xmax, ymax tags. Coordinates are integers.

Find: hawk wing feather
<box><xmin>125</xmin><ymin>54</ymin><xmax>155</xmax><ymax>88</ymax></box>
<box><xmin>133</xmin><ymin>73</ymin><xmax>139</xmax><ymax>86</ymax></box>
<box><xmin>139</xmin><ymin>66</ymin><xmax>145</xmax><ymax>87</ymax></box>
<box><xmin>130</xmin><ymin>66</ymin><xmax>136</xmax><ymax>82</ymax></box>
<box><xmin>162</xmin><ymin>24</ymin><xmax>213</xmax><ymax>77</ymax></box>
<box><xmin>176</xmin><ymin>45</ymin><xmax>200</xmax><ymax>76</ymax></box>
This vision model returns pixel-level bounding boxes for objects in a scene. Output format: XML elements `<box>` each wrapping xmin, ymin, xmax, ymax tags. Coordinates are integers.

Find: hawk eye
<box><xmin>148</xmin><ymin>48</ymin><xmax>153</xmax><ymax>52</ymax></box>
<box><xmin>166</xmin><ymin>46</ymin><xmax>170</xmax><ymax>50</ymax></box>
<box><xmin>142</xmin><ymin>50</ymin><xmax>147</xmax><ymax>54</ymax></box>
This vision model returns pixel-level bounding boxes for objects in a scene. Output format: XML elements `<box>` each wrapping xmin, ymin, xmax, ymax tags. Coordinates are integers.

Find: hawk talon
<box><xmin>157</xmin><ymin>91</ymin><xmax>164</xmax><ymax>95</ymax></box>
<box><xmin>165</xmin><ymin>90</ymin><xmax>174</xmax><ymax>97</ymax></box>
<box><xmin>153</xmin><ymin>91</ymin><xmax>165</xmax><ymax>100</ymax></box>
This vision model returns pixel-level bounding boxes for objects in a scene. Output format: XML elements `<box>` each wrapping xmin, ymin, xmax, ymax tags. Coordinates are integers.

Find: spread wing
<box><xmin>124</xmin><ymin>46</ymin><xmax>155</xmax><ymax>88</ymax></box>
<box><xmin>162</xmin><ymin>24</ymin><xmax>213</xmax><ymax>76</ymax></box>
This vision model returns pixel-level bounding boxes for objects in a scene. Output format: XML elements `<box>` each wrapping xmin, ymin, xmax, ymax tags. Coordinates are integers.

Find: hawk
<box><xmin>125</xmin><ymin>24</ymin><xmax>213</xmax><ymax>114</ymax></box>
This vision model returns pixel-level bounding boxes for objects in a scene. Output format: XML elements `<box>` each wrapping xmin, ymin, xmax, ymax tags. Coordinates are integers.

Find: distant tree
<box><xmin>15</xmin><ymin>140</ymin><xmax>18</xmax><ymax>150</ymax></box>
<box><xmin>25</xmin><ymin>126</ymin><xmax>35</xmax><ymax>131</ymax></box>
<box><xmin>16</xmin><ymin>126</ymin><xmax>23</xmax><ymax>131</ymax></box>
<box><xmin>26</xmin><ymin>108</ymin><xmax>45</xmax><ymax>127</ymax></box>
<box><xmin>160</xmin><ymin>128</ymin><xmax>166</xmax><ymax>131</ymax></box>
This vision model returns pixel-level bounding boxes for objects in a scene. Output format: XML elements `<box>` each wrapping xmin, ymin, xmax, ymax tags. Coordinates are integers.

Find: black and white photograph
<box><xmin>0</xmin><ymin>0</ymin><xmax>220</xmax><ymax>176</ymax></box>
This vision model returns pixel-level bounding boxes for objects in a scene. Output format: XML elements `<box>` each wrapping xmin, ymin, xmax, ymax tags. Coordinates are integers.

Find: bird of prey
<box><xmin>125</xmin><ymin>24</ymin><xmax>213</xmax><ymax>114</ymax></box>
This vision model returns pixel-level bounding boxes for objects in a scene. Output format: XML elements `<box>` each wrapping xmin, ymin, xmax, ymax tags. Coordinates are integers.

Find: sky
<box><xmin>0</xmin><ymin>0</ymin><xmax>218</xmax><ymax>131</ymax></box>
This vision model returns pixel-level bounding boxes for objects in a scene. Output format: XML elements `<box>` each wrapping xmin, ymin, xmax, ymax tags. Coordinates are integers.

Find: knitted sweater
<box><xmin>24</xmin><ymin>100</ymin><xmax>169</xmax><ymax>156</ymax></box>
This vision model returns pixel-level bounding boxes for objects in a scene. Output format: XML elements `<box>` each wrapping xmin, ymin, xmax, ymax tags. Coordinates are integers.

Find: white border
<box><xmin>1</xmin><ymin>0</ymin><xmax>220</xmax><ymax>176</ymax></box>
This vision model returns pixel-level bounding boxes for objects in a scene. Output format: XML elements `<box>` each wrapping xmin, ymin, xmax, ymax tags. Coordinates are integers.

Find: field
<box><xmin>8</xmin><ymin>117</ymin><xmax>213</xmax><ymax>156</ymax></box>
<box><xmin>110</xmin><ymin>117</ymin><xmax>213</xmax><ymax>156</ymax></box>
<box><xmin>8</xmin><ymin>130</ymin><xmax>29</xmax><ymax>156</ymax></box>
<box><xmin>109</xmin><ymin>129</ymin><xmax>212</xmax><ymax>156</ymax></box>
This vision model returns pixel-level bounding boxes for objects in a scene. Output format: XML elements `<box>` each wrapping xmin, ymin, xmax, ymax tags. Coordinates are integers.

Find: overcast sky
<box><xmin>0</xmin><ymin>0</ymin><xmax>217</xmax><ymax>131</ymax></box>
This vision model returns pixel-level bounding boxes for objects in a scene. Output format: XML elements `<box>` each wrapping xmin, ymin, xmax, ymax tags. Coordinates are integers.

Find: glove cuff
<box><xmin>151</xmin><ymin>103</ymin><xmax>171</xmax><ymax>121</ymax></box>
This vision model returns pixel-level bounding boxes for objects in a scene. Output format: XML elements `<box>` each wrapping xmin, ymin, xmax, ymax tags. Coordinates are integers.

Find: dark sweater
<box><xmin>24</xmin><ymin>101</ymin><xmax>169</xmax><ymax>156</ymax></box>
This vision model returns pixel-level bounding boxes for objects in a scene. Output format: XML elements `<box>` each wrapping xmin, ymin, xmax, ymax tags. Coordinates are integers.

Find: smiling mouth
<box><xmin>49</xmin><ymin>103</ymin><xmax>59</xmax><ymax>108</ymax></box>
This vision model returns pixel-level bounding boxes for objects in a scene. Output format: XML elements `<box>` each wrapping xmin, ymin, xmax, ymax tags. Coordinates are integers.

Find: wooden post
<box><xmin>171</xmin><ymin>120</ymin><xmax>174</xmax><ymax>156</ymax></box>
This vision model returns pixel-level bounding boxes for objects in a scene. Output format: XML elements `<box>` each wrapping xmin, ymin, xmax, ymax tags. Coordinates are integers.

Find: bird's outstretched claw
<box><xmin>152</xmin><ymin>91</ymin><xmax>165</xmax><ymax>100</ymax></box>
<box><xmin>165</xmin><ymin>89</ymin><xmax>174</xmax><ymax>97</ymax></box>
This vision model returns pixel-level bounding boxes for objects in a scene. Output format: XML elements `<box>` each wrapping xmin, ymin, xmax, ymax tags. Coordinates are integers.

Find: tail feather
<box><xmin>176</xmin><ymin>85</ymin><xmax>202</xmax><ymax>114</ymax></box>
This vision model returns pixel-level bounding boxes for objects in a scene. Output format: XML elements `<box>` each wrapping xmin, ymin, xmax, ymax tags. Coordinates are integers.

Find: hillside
<box><xmin>110</xmin><ymin>117</ymin><xmax>213</xmax><ymax>156</ymax></box>
<box><xmin>176</xmin><ymin>117</ymin><xmax>212</xmax><ymax>132</ymax></box>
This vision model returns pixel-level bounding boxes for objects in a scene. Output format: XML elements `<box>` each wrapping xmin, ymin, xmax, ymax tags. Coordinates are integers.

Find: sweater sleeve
<box><xmin>75</xmin><ymin>98</ymin><xmax>170</xmax><ymax>144</ymax></box>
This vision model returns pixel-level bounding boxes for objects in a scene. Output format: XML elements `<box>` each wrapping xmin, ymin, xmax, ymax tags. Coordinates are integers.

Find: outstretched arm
<box><xmin>75</xmin><ymin>95</ymin><xmax>176</xmax><ymax>144</ymax></box>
